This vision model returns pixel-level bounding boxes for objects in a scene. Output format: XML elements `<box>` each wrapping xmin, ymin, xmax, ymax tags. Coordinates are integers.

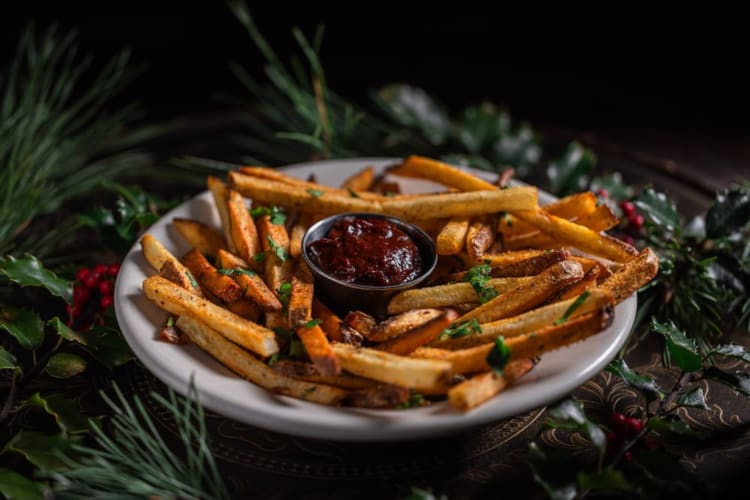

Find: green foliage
<box><xmin>0</xmin><ymin>254</ymin><xmax>72</xmax><ymax>303</ymax></box>
<box><xmin>606</xmin><ymin>359</ymin><xmax>663</xmax><ymax>402</ymax></box>
<box><xmin>44</xmin><ymin>353</ymin><xmax>87</xmax><ymax>379</ymax></box>
<box><xmin>0</xmin><ymin>308</ymin><xmax>45</xmax><ymax>350</ymax></box>
<box><xmin>0</xmin><ymin>466</ymin><xmax>47</xmax><ymax>500</ymax></box>
<box><xmin>547</xmin><ymin>141</ymin><xmax>597</xmax><ymax>197</ymax></box>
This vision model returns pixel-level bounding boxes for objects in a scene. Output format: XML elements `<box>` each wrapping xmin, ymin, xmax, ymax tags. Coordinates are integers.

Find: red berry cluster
<box><xmin>67</xmin><ymin>263</ymin><xmax>120</xmax><ymax>328</ymax></box>
<box><xmin>606</xmin><ymin>412</ymin><xmax>644</xmax><ymax>462</ymax></box>
<box><xmin>596</xmin><ymin>189</ymin><xmax>644</xmax><ymax>245</ymax></box>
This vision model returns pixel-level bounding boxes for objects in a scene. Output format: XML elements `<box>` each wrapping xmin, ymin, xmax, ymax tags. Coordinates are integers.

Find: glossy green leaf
<box><xmin>458</xmin><ymin>103</ymin><xmax>511</xmax><ymax>154</ymax></box>
<box><xmin>44</xmin><ymin>352</ymin><xmax>87</xmax><ymax>379</ymax></box>
<box><xmin>547</xmin><ymin>141</ymin><xmax>596</xmax><ymax>196</ymax></box>
<box><xmin>0</xmin><ymin>467</ymin><xmax>46</xmax><ymax>500</ymax></box>
<box><xmin>47</xmin><ymin>317</ymin><xmax>86</xmax><ymax>343</ymax></box>
<box><xmin>647</xmin><ymin>416</ymin><xmax>699</xmax><ymax>437</ymax></box>
<box><xmin>25</xmin><ymin>393</ymin><xmax>90</xmax><ymax>434</ymax></box>
<box><xmin>704</xmin><ymin>366</ymin><xmax>750</xmax><ymax>397</ymax></box>
<box><xmin>577</xmin><ymin>469</ymin><xmax>632</xmax><ymax>493</ymax></box>
<box><xmin>705</xmin><ymin>186</ymin><xmax>750</xmax><ymax>239</ymax></box>
<box><xmin>606</xmin><ymin>358</ymin><xmax>663</xmax><ymax>401</ymax></box>
<box><xmin>651</xmin><ymin>319</ymin><xmax>702</xmax><ymax>372</ymax></box>
<box><xmin>0</xmin><ymin>254</ymin><xmax>72</xmax><ymax>303</ymax></box>
<box><xmin>0</xmin><ymin>308</ymin><xmax>45</xmax><ymax>350</ymax></box>
<box><xmin>375</xmin><ymin>84</ymin><xmax>451</xmax><ymax>145</ymax></box>
<box><xmin>634</xmin><ymin>188</ymin><xmax>680</xmax><ymax>234</ymax></box>
<box><xmin>676</xmin><ymin>387</ymin><xmax>710</xmax><ymax>410</ymax></box>
<box><xmin>709</xmin><ymin>343</ymin><xmax>750</xmax><ymax>363</ymax></box>
<box><xmin>8</xmin><ymin>430</ymin><xmax>79</xmax><ymax>470</ymax></box>
<box><xmin>81</xmin><ymin>326</ymin><xmax>133</xmax><ymax>369</ymax></box>
<box><xmin>0</xmin><ymin>345</ymin><xmax>17</xmax><ymax>369</ymax></box>
<box><xmin>546</xmin><ymin>398</ymin><xmax>606</xmax><ymax>457</ymax></box>
<box><xmin>486</xmin><ymin>337</ymin><xmax>511</xmax><ymax>374</ymax></box>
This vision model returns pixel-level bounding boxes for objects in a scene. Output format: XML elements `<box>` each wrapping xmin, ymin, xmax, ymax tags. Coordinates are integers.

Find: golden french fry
<box><xmin>344</xmin><ymin>310</ymin><xmax>377</xmax><ymax>337</ymax></box>
<box><xmin>340</xmin><ymin>165</ymin><xmax>375</xmax><ymax>191</ymax></box>
<box><xmin>499</xmin><ymin>191</ymin><xmax>599</xmax><ymax>237</ymax></box>
<box><xmin>465</xmin><ymin>215</ymin><xmax>497</xmax><ymax>262</ymax></box>
<box><xmin>552</xmin><ymin>265</ymin><xmax>600</xmax><ymax>301</ymax></box>
<box><xmin>224</xmin><ymin>297</ymin><xmax>262</xmax><ymax>322</ymax></box>
<box><xmin>172</xmin><ymin>218</ymin><xmax>226</xmax><ymax>257</ymax></box>
<box><xmin>257</xmin><ymin>214</ymin><xmax>293</xmax><ymax>292</ymax></box>
<box><xmin>313</xmin><ymin>298</ymin><xmax>363</xmax><ymax>345</ymax></box>
<box><xmin>272</xmin><ymin>360</ymin><xmax>376</xmax><ymax>389</ymax></box>
<box><xmin>368</xmin><ymin>308</ymin><xmax>445</xmax><ymax>342</ymax></box>
<box><xmin>389</xmin><ymin>155</ymin><xmax>497</xmax><ymax>191</ymax></box>
<box><xmin>176</xmin><ymin>316</ymin><xmax>345</xmax><ymax>405</ymax></box>
<box><xmin>343</xmin><ymin>385</ymin><xmax>411</xmax><ymax>409</ymax></box>
<box><xmin>141</xmin><ymin>234</ymin><xmax>202</xmax><ymax>296</ymax></box>
<box><xmin>206</xmin><ymin>176</ymin><xmax>235</xmax><ymax>252</ymax></box>
<box><xmin>375</xmin><ymin>309</ymin><xmax>458</xmax><ymax>356</ymax></box>
<box><xmin>239</xmin><ymin>166</ymin><xmax>384</xmax><ymax>201</ymax></box>
<box><xmin>227</xmin><ymin>190</ymin><xmax>262</xmax><ymax>265</ymax></box>
<box><xmin>447</xmin><ymin>358</ymin><xmax>536</xmax><ymax>411</ymax></box>
<box><xmin>331</xmin><ymin>343</ymin><xmax>452</xmax><ymax>390</ymax></box>
<box><xmin>182</xmin><ymin>248</ymin><xmax>243</xmax><ymax>303</ymax></box>
<box><xmin>296</xmin><ymin>324</ymin><xmax>341</xmax><ymax>375</ymax></box>
<box><xmin>467</xmin><ymin>249</ymin><xmax>553</xmax><ymax>268</ymax></box>
<box><xmin>215</xmin><ymin>250</ymin><xmax>281</xmax><ymax>311</ymax></box>
<box><xmin>600</xmin><ymin>247</ymin><xmax>659</xmax><ymax>303</ymax></box>
<box><xmin>143</xmin><ymin>275</ymin><xmax>278</xmax><ymax>357</ymax></box>
<box><xmin>454</xmin><ymin>260</ymin><xmax>584</xmax><ymax>324</ymax></box>
<box><xmin>436</xmin><ymin>217</ymin><xmax>470</xmax><ymax>255</ymax></box>
<box><xmin>288</xmin><ymin>261</ymin><xmax>314</xmax><ymax>327</ymax></box>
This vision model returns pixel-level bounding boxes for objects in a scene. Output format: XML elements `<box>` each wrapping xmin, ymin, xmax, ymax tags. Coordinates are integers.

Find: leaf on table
<box><xmin>7</xmin><ymin>430</ymin><xmax>81</xmax><ymax>470</ymax></box>
<box><xmin>709</xmin><ymin>343</ymin><xmax>750</xmax><ymax>364</ymax></box>
<box><xmin>25</xmin><ymin>393</ymin><xmax>90</xmax><ymax>434</ymax></box>
<box><xmin>0</xmin><ymin>254</ymin><xmax>72</xmax><ymax>303</ymax></box>
<box><xmin>704</xmin><ymin>366</ymin><xmax>750</xmax><ymax>398</ymax></box>
<box><xmin>705</xmin><ymin>185</ymin><xmax>750</xmax><ymax>240</ymax></box>
<box><xmin>634</xmin><ymin>188</ymin><xmax>681</xmax><ymax>235</ymax></box>
<box><xmin>650</xmin><ymin>319</ymin><xmax>702</xmax><ymax>372</ymax></box>
<box><xmin>0</xmin><ymin>345</ymin><xmax>18</xmax><ymax>370</ymax></box>
<box><xmin>676</xmin><ymin>387</ymin><xmax>710</xmax><ymax>410</ymax></box>
<box><xmin>44</xmin><ymin>352</ymin><xmax>87</xmax><ymax>379</ymax></box>
<box><xmin>547</xmin><ymin>141</ymin><xmax>596</xmax><ymax>197</ymax></box>
<box><xmin>546</xmin><ymin>398</ymin><xmax>606</xmax><ymax>458</ymax></box>
<box><xmin>80</xmin><ymin>326</ymin><xmax>134</xmax><ymax>369</ymax></box>
<box><xmin>647</xmin><ymin>415</ymin><xmax>701</xmax><ymax>438</ymax></box>
<box><xmin>0</xmin><ymin>308</ymin><xmax>45</xmax><ymax>350</ymax></box>
<box><xmin>606</xmin><ymin>358</ymin><xmax>663</xmax><ymax>401</ymax></box>
<box><xmin>0</xmin><ymin>467</ymin><xmax>46</xmax><ymax>500</ymax></box>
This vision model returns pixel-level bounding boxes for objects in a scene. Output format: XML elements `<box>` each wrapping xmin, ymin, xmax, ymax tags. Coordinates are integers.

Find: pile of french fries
<box><xmin>140</xmin><ymin>155</ymin><xmax>659</xmax><ymax>411</ymax></box>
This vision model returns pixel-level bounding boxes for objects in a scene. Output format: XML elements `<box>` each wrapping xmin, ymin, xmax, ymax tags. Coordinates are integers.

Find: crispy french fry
<box><xmin>499</xmin><ymin>191</ymin><xmax>599</xmax><ymax>237</ymax></box>
<box><xmin>172</xmin><ymin>218</ymin><xmax>226</xmax><ymax>257</ymax></box>
<box><xmin>272</xmin><ymin>360</ymin><xmax>376</xmax><ymax>389</ymax></box>
<box><xmin>296</xmin><ymin>324</ymin><xmax>341</xmax><ymax>375</ymax></box>
<box><xmin>368</xmin><ymin>308</ymin><xmax>445</xmax><ymax>342</ymax></box>
<box><xmin>512</xmin><ymin>208</ymin><xmax>637</xmax><ymax>263</ymax></box>
<box><xmin>343</xmin><ymin>385</ymin><xmax>411</xmax><ymax>408</ymax></box>
<box><xmin>465</xmin><ymin>215</ymin><xmax>497</xmax><ymax>262</ymax></box>
<box><xmin>570</xmin><ymin>256</ymin><xmax>612</xmax><ymax>281</ymax></box>
<box><xmin>432</xmin><ymin>288</ymin><xmax>615</xmax><ymax>350</ymax></box>
<box><xmin>454</xmin><ymin>260</ymin><xmax>584</xmax><ymax>324</ymax></box>
<box><xmin>600</xmin><ymin>247</ymin><xmax>659</xmax><ymax>303</ymax></box>
<box><xmin>447</xmin><ymin>358</ymin><xmax>536</xmax><ymax>411</ymax></box>
<box><xmin>182</xmin><ymin>248</ymin><xmax>243</xmax><ymax>303</ymax></box>
<box><xmin>468</xmin><ymin>249</ymin><xmax>553</xmax><ymax>268</ymax></box>
<box><xmin>387</xmin><ymin>277</ymin><xmax>533</xmax><ymax>314</ymax></box>
<box><xmin>143</xmin><ymin>275</ymin><xmax>278</xmax><ymax>357</ymax></box>
<box><xmin>331</xmin><ymin>343</ymin><xmax>452</xmax><ymax>390</ymax></box>
<box><xmin>225</xmin><ymin>298</ymin><xmax>262</xmax><ymax>322</ymax></box>
<box><xmin>141</xmin><ymin>234</ymin><xmax>202</xmax><ymax>296</ymax></box>
<box><xmin>206</xmin><ymin>176</ymin><xmax>235</xmax><ymax>252</ymax></box>
<box><xmin>375</xmin><ymin>309</ymin><xmax>458</xmax><ymax>355</ymax></box>
<box><xmin>176</xmin><ymin>316</ymin><xmax>344</xmax><ymax>404</ymax></box>
<box><xmin>340</xmin><ymin>165</ymin><xmax>375</xmax><ymax>191</ymax></box>
<box><xmin>313</xmin><ymin>298</ymin><xmax>363</xmax><ymax>345</ymax></box>
<box><xmin>389</xmin><ymin>155</ymin><xmax>497</xmax><ymax>191</ymax></box>
<box><xmin>345</xmin><ymin>310</ymin><xmax>377</xmax><ymax>337</ymax></box>
<box><xmin>239</xmin><ymin>166</ymin><xmax>384</xmax><ymax>201</ymax></box>
<box><xmin>289</xmin><ymin>212</ymin><xmax>314</xmax><ymax>259</ymax></box>
<box><xmin>288</xmin><ymin>261</ymin><xmax>314</xmax><ymax>327</ymax></box>
<box><xmin>436</xmin><ymin>217</ymin><xmax>470</xmax><ymax>255</ymax></box>
<box><xmin>257</xmin><ymin>214</ymin><xmax>293</xmax><ymax>291</ymax></box>
<box><xmin>552</xmin><ymin>265</ymin><xmax>600</xmax><ymax>302</ymax></box>
<box><xmin>227</xmin><ymin>190</ymin><xmax>262</xmax><ymax>265</ymax></box>
<box><xmin>215</xmin><ymin>250</ymin><xmax>281</xmax><ymax>311</ymax></box>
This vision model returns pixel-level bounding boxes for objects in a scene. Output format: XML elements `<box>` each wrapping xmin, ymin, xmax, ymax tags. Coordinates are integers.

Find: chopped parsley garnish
<box><xmin>306</xmin><ymin>188</ymin><xmax>325</xmax><ymax>198</ymax></box>
<box><xmin>396</xmin><ymin>392</ymin><xmax>426</xmax><ymax>409</ymax></box>
<box><xmin>486</xmin><ymin>337</ymin><xmax>511</xmax><ymax>374</ymax></box>
<box><xmin>440</xmin><ymin>318</ymin><xmax>481</xmax><ymax>340</ymax></box>
<box><xmin>277</xmin><ymin>282</ymin><xmax>292</xmax><ymax>311</ymax></box>
<box><xmin>250</xmin><ymin>205</ymin><xmax>287</xmax><ymax>225</ymax></box>
<box><xmin>288</xmin><ymin>338</ymin><xmax>306</xmax><ymax>358</ymax></box>
<box><xmin>253</xmin><ymin>252</ymin><xmax>266</xmax><ymax>263</ymax></box>
<box><xmin>217</xmin><ymin>267</ymin><xmax>256</xmax><ymax>277</ymax></box>
<box><xmin>347</xmin><ymin>188</ymin><xmax>360</xmax><ymax>198</ymax></box>
<box><xmin>266</xmin><ymin>353</ymin><xmax>280</xmax><ymax>366</ymax></box>
<box><xmin>554</xmin><ymin>290</ymin><xmax>591</xmax><ymax>325</ymax></box>
<box><xmin>166</xmin><ymin>316</ymin><xmax>175</xmax><ymax>328</ymax></box>
<box><xmin>185</xmin><ymin>270</ymin><xmax>199</xmax><ymax>289</ymax></box>
<box><xmin>464</xmin><ymin>264</ymin><xmax>498</xmax><ymax>303</ymax></box>
<box><xmin>267</xmin><ymin>236</ymin><xmax>289</xmax><ymax>262</ymax></box>
<box><xmin>304</xmin><ymin>318</ymin><xmax>322</xmax><ymax>328</ymax></box>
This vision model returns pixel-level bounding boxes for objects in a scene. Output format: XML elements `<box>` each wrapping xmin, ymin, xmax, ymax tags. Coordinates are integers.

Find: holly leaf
<box><xmin>547</xmin><ymin>141</ymin><xmax>596</xmax><ymax>197</ymax></box>
<box><xmin>0</xmin><ymin>467</ymin><xmax>46</xmax><ymax>500</ymax></box>
<box><xmin>546</xmin><ymin>398</ymin><xmax>606</xmax><ymax>457</ymax></box>
<box><xmin>647</xmin><ymin>415</ymin><xmax>700</xmax><ymax>437</ymax></box>
<box><xmin>81</xmin><ymin>326</ymin><xmax>133</xmax><ymax>369</ymax></box>
<box><xmin>676</xmin><ymin>387</ymin><xmax>710</xmax><ymax>410</ymax></box>
<box><xmin>0</xmin><ymin>345</ymin><xmax>17</xmax><ymax>370</ymax></box>
<box><xmin>709</xmin><ymin>343</ymin><xmax>750</xmax><ymax>364</ymax></box>
<box><xmin>7</xmin><ymin>431</ymin><xmax>80</xmax><ymax>470</ymax></box>
<box><xmin>25</xmin><ymin>393</ymin><xmax>90</xmax><ymax>434</ymax></box>
<box><xmin>577</xmin><ymin>469</ymin><xmax>632</xmax><ymax>493</ymax></box>
<box><xmin>375</xmin><ymin>84</ymin><xmax>451</xmax><ymax>145</ymax></box>
<box><xmin>704</xmin><ymin>366</ymin><xmax>750</xmax><ymax>397</ymax></box>
<box><xmin>606</xmin><ymin>358</ymin><xmax>663</xmax><ymax>401</ymax></box>
<box><xmin>633</xmin><ymin>188</ymin><xmax>680</xmax><ymax>235</ymax></box>
<box><xmin>0</xmin><ymin>254</ymin><xmax>72</xmax><ymax>303</ymax></box>
<box><xmin>492</xmin><ymin>122</ymin><xmax>542</xmax><ymax>177</ymax></box>
<box><xmin>650</xmin><ymin>319</ymin><xmax>702</xmax><ymax>372</ymax></box>
<box><xmin>590</xmin><ymin>173</ymin><xmax>633</xmax><ymax>201</ymax></box>
<box><xmin>47</xmin><ymin>317</ymin><xmax>86</xmax><ymax>343</ymax></box>
<box><xmin>705</xmin><ymin>185</ymin><xmax>750</xmax><ymax>239</ymax></box>
<box><xmin>528</xmin><ymin>442</ymin><xmax>579</xmax><ymax>500</ymax></box>
<box><xmin>0</xmin><ymin>308</ymin><xmax>45</xmax><ymax>350</ymax></box>
<box><xmin>44</xmin><ymin>353</ymin><xmax>87</xmax><ymax>379</ymax></box>
<box><xmin>458</xmin><ymin>103</ymin><xmax>510</xmax><ymax>154</ymax></box>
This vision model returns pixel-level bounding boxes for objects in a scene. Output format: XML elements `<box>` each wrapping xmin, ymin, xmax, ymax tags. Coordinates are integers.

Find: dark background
<box><xmin>2</xmin><ymin>3</ymin><xmax>749</xmax><ymax>185</ymax></box>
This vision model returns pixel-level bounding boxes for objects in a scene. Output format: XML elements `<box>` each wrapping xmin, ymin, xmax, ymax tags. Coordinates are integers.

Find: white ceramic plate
<box><xmin>114</xmin><ymin>158</ymin><xmax>636</xmax><ymax>442</ymax></box>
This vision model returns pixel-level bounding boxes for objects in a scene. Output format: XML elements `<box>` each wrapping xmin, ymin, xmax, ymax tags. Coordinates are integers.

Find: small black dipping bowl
<box><xmin>301</xmin><ymin>212</ymin><xmax>438</xmax><ymax>319</ymax></box>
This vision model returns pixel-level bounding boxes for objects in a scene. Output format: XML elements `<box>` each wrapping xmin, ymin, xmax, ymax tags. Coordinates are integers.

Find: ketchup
<box><xmin>307</xmin><ymin>216</ymin><xmax>423</xmax><ymax>286</ymax></box>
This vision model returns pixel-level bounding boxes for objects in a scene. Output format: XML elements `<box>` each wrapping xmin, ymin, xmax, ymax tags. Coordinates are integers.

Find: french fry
<box><xmin>499</xmin><ymin>191</ymin><xmax>599</xmax><ymax>237</ymax></box>
<box><xmin>141</xmin><ymin>234</ymin><xmax>202</xmax><ymax>296</ymax></box>
<box><xmin>176</xmin><ymin>316</ymin><xmax>345</xmax><ymax>405</ymax></box>
<box><xmin>454</xmin><ymin>260</ymin><xmax>584</xmax><ymax>324</ymax></box>
<box><xmin>389</xmin><ymin>155</ymin><xmax>498</xmax><ymax>191</ymax></box>
<box><xmin>257</xmin><ymin>214</ymin><xmax>293</xmax><ymax>292</ymax></box>
<box><xmin>225</xmin><ymin>298</ymin><xmax>262</xmax><ymax>322</ymax></box>
<box><xmin>432</xmin><ymin>288</ymin><xmax>615</xmax><ymax>350</ymax></box>
<box><xmin>387</xmin><ymin>277</ymin><xmax>533</xmax><ymax>314</ymax></box>
<box><xmin>313</xmin><ymin>298</ymin><xmax>364</xmax><ymax>345</ymax></box>
<box><xmin>296</xmin><ymin>324</ymin><xmax>341</xmax><ymax>375</ymax></box>
<box><xmin>331</xmin><ymin>343</ymin><xmax>452</xmax><ymax>390</ymax></box>
<box><xmin>468</xmin><ymin>249</ymin><xmax>554</xmax><ymax>268</ymax></box>
<box><xmin>206</xmin><ymin>176</ymin><xmax>235</xmax><ymax>252</ymax></box>
<box><xmin>465</xmin><ymin>215</ymin><xmax>497</xmax><ymax>262</ymax></box>
<box><xmin>343</xmin><ymin>385</ymin><xmax>411</xmax><ymax>409</ymax></box>
<box><xmin>344</xmin><ymin>310</ymin><xmax>377</xmax><ymax>337</ymax></box>
<box><xmin>340</xmin><ymin>165</ymin><xmax>375</xmax><ymax>191</ymax></box>
<box><xmin>414</xmin><ymin>307</ymin><xmax>614</xmax><ymax>373</ymax></box>
<box><xmin>272</xmin><ymin>360</ymin><xmax>376</xmax><ymax>389</ymax></box>
<box><xmin>143</xmin><ymin>275</ymin><xmax>278</xmax><ymax>357</ymax></box>
<box><xmin>600</xmin><ymin>247</ymin><xmax>659</xmax><ymax>303</ymax></box>
<box><xmin>552</xmin><ymin>265</ymin><xmax>600</xmax><ymax>302</ymax></box>
<box><xmin>288</xmin><ymin>261</ymin><xmax>314</xmax><ymax>327</ymax></box>
<box><xmin>570</xmin><ymin>256</ymin><xmax>612</xmax><ymax>281</ymax></box>
<box><xmin>215</xmin><ymin>250</ymin><xmax>281</xmax><ymax>311</ymax></box>
<box><xmin>447</xmin><ymin>358</ymin><xmax>536</xmax><ymax>411</ymax></box>
<box><xmin>239</xmin><ymin>166</ymin><xmax>384</xmax><ymax>201</ymax></box>
<box><xmin>375</xmin><ymin>309</ymin><xmax>458</xmax><ymax>355</ymax></box>
<box><xmin>289</xmin><ymin>212</ymin><xmax>314</xmax><ymax>259</ymax></box>
<box><xmin>368</xmin><ymin>308</ymin><xmax>445</xmax><ymax>342</ymax></box>
<box><xmin>182</xmin><ymin>248</ymin><xmax>243</xmax><ymax>303</ymax></box>
<box><xmin>512</xmin><ymin>208</ymin><xmax>638</xmax><ymax>263</ymax></box>
<box><xmin>227</xmin><ymin>190</ymin><xmax>262</xmax><ymax>265</ymax></box>
<box><xmin>436</xmin><ymin>217</ymin><xmax>470</xmax><ymax>255</ymax></box>
<box><xmin>172</xmin><ymin>218</ymin><xmax>226</xmax><ymax>257</ymax></box>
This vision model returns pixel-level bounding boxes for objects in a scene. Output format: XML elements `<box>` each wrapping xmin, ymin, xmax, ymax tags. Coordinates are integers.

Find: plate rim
<box><xmin>114</xmin><ymin>157</ymin><xmax>636</xmax><ymax>442</ymax></box>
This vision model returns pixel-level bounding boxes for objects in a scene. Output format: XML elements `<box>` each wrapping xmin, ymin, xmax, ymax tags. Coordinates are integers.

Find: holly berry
<box><xmin>623</xmin><ymin>451</ymin><xmax>633</xmax><ymax>462</ymax></box>
<box><xmin>73</xmin><ymin>285</ymin><xmax>91</xmax><ymax>305</ymax></box>
<box><xmin>625</xmin><ymin>417</ymin><xmax>644</xmax><ymax>437</ymax></box>
<box><xmin>98</xmin><ymin>280</ymin><xmax>114</xmax><ymax>296</ymax></box>
<box><xmin>100</xmin><ymin>295</ymin><xmax>114</xmax><ymax>310</ymax></box>
<box><xmin>107</xmin><ymin>263</ymin><xmax>121</xmax><ymax>277</ymax></box>
<box><xmin>596</xmin><ymin>188</ymin><xmax>610</xmax><ymax>199</ymax></box>
<box><xmin>75</xmin><ymin>267</ymin><xmax>91</xmax><ymax>282</ymax></box>
<box><xmin>619</xmin><ymin>200</ymin><xmax>635</xmax><ymax>217</ymax></box>
<box><xmin>630</xmin><ymin>214</ymin><xmax>644</xmax><ymax>231</ymax></box>
<box><xmin>93</xmin><ymin>263</ymin><xmax>108</xmax><ymax>275</ymax></box>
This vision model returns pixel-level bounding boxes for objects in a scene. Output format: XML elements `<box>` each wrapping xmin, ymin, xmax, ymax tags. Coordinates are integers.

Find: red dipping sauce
<box><xmin>307</xmin><ymin>216</ymin><xmax>423</xmax><ymax>286</ymax></box>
